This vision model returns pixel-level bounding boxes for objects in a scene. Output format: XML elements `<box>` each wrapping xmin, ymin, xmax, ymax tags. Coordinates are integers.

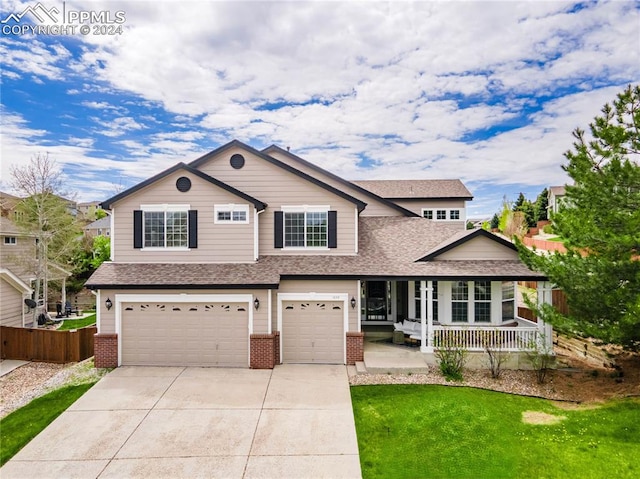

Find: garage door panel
<box><xmin>282</xmin><ymin>300</ymin><xmax>344</xmax><ymax>364</ymax></box>
<box><xmin>121</xmin><ymin>301</ymin><xmax>248</xmax><ymax>367</ymax></box>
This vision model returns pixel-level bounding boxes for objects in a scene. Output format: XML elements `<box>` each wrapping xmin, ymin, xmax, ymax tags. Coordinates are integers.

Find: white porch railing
<box><xmin>432</xmin><ymin>326</ymin><xmax>538</xmax><ymax>352</ymax></box>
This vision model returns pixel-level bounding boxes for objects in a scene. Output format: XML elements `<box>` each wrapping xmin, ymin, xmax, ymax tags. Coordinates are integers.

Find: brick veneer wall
<box><xmin>94</xmin><ymin>333</ymin><xmax>118</xmax><ymax>368</ymax></box>
<box><xmin>274</xmin><ymin>331</ymin><xmax>280</xmax><ymax>365</ymax></box>
<box><xmin>250</xmin><ymin>334</ymin><xmax>276</xmax><ymax>369</ymax></box>
<box><xmin>346</xmin><ymin>332</ymin><xmax>364</xmax><ymax>365</ymax></box>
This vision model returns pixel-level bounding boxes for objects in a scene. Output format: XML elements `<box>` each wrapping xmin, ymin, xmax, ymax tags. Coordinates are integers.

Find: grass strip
<box><xmin>0</xmin><ymin>382</ymin><xmax>96</xmax><ymax>466</ymax></box>
<box><xmin>57</xmin><ymin>313</ymin><xmax>96</xmax><ymax>331</ymax></box>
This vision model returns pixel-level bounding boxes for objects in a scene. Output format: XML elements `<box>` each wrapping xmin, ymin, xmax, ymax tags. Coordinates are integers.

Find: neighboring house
<box><xmin>0</xmin><ymin>217</ymin><xmax>34</xmax><ymax>327</ymax></box>
<box><xmin>84</xmin><ymin>216</ymin><xmax>111</xmax><ymax>237</ymax></box>
<box><xmin>0</xmin><ymin>190</ymin><xmax>21</xmax><ymax>219</ymax></box>
<box><xmin>353</xmin><ymin>179</ymin><xmax>473</xmax><ymax>228</ymax></box>
<box><xmin>86</xmin><ymin>140</ymin><xmax>552</xmax><ymax>369</ymax></box>
<box><xmin>77</xmin><ymin>201</ymin><xmax>103</xmax><ymax>220</ymax></box>
<box><xmin>548</xmin><ymin>186</ymin><xmax>567</xmax><ymax>215</ymax></box>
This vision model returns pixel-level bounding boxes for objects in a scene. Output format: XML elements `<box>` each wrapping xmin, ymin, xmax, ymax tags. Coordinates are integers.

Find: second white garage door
<box><xmin>281</xmin><ymin>301</ymin><xmax>345</xmax><ymax>364</ymax></box>
<box><xmin>121</xmin><ymin>302</ymin><xmax>249</xmax><ymax>367</ymax></box>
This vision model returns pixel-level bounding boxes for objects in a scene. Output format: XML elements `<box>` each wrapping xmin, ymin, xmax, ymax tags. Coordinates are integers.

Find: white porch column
<box><xmin>536</xmin><ymin>281</ymin><xmax>554</xmax><ymax>351</ymax></box>
<box><xmin>420</xmin><ymin>281</ymin><xmax>434</xmax><ymax>353</ymax></box>
<box><xmin>61</xmin><ymin>278</ymin><xmax>67</xmax><ymax>307</ymax></box>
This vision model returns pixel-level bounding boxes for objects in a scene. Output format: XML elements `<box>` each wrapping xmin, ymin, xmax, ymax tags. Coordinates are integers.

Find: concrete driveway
<box><xmin>1</xmin><ymin>365</ymin><xmax>362</xmax><ymax>479</ymax></box>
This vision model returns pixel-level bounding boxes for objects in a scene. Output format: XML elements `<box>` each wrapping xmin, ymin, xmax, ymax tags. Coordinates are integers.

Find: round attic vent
<box><xmin>176</xmin><ymin>176</ymin><xmax>192</xmax><ymax>192</ymax></box>
<box><xmin>230</xmin><ymin>154</ymin><xmax>245</xmax><ymax>169</ymax></box>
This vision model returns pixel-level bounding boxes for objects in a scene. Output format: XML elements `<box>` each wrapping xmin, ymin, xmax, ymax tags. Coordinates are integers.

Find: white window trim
<box><xmin>4</xmin><ymin>236</ymin><xmax>17</xmax><ymax>245</ymax></box>
<box><xmin>422</xmin><ymin>208</ymin><xmax>466</xmax><ymax>222</ymax></box>
<box><xmin>281</xmin><ymin>205</ymin><xmax>330</xmax><ymax>250</ymax></box>
<box><xmin>140</xmin><ymin>203</ymin><xmax>191</xmax><ymax>250</ymax></box>
<box><xmin>214</xmin><ymin>204</ymin><xmax>250</xmax><ymax>224</ymax></box>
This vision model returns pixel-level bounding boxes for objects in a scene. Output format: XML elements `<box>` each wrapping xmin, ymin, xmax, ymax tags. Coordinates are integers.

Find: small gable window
<box><xmin>4</xmin><ymin>236</ymin><xmax>17</xmax><ymax>245</ymax></box>
<box><xmin>214</xmin><ymin>204</ymin><xmax>249</xmax><ymax>224</ymax></box>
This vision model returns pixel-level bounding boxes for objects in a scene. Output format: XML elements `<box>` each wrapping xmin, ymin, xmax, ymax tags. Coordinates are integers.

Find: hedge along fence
<box><xmin>0</xmin><ymin>325</ymin><xmax>96</xmax><ymax>363</ymax></box>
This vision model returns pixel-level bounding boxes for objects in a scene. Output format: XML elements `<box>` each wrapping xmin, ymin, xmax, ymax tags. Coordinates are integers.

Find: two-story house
<box><xmin>86</xmin><ymin>140</ymin><xmax>551</xmax><ymax>369</ymax></box>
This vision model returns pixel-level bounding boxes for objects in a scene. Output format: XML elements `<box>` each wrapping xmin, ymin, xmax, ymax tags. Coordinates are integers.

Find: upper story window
<box><xmin>4</xmin><ymin>236</ymin><xmax>17</xmax><ymax>245</ymax></box>
<box><xmin>134</xmin><ymin>205</ymin><xmax>197</xmax><ymax>250</ymax></box>
<box><xmin>422</xmin><ymin>208</ymin><xmax>464</xmax><ymax>222</ymax></box>
<box><xmin>285</xmin><ymin>209</ymin><xmax>327</xmax><ymax>248</ymax></box>
<box><xmin>214</xmin><ymin>204</ymin><xmax>249</xmax><ymax>224</ymax></box>
<box><xmin>274</xmin><ymin>206</ymin><xmax>337</xmax><ymax>249</ymax></box>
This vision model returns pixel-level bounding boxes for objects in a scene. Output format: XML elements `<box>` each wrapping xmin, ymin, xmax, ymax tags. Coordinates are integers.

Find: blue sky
<box><xmin>1</xmin><ymin>0</ymin><xmax>639</xmax><ymax>217</ymax></box>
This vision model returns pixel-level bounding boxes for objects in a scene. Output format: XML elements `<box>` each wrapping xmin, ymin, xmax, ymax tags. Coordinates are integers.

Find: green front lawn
<box><xmin>351</xmin><ymin>385</ymin><xmax>640</xmax><ymax>479</ymax></box>
<box><xmin>0</xmin><ymin>382</ymin><xmax>96</xmax><ymax>466</ymax></box>
<box><xmin>57</xmin><ymin>313</ymin><xmax>96</xmax><ymax>331</ymax></box>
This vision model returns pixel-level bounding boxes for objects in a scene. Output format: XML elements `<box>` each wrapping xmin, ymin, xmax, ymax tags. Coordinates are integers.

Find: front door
<box><xmin>365</xmin><ymin>281</ymin><xmax>388</xmax><ymax>321</ymax></box>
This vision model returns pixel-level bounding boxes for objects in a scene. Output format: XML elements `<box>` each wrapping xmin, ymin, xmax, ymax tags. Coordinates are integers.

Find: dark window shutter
<box><xmin>328</xmin><ymin>210</ymin><xmax>337</xmax><ymax>248</ymax></box>
<box><xmin>133</xmin><ymin>210</ymin><xmax>143</xmax><ymax>248</ymax></box>
<box><xmin>188</xmin><ymin>210</ymin><xmax>198</xmax><ymax>248</ymax></box>
<box><xmin>274</xmin><ymin>211</ymin><xmax>283</xmax><ymax>248</ymax></box>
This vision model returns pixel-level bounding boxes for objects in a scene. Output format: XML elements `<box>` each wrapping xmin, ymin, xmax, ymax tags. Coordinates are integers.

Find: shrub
<box><xmin>435</xmin><ymin>338</ymin><xmax>467</xmax><ymax>381</ymax></box>
<box><xmin>526</xmin><ymin>334</ymin><xmax>555</xmax><ymax>384</ymax></box>
<box><xmin>480</xmin><ymin>330</ymin><xmax>510</xmax><ymax>379</ymax></box>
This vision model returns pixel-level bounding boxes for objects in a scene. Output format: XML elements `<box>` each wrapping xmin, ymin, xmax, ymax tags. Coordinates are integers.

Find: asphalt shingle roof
<box><xmin>353</xmin><ymin>180</ymin><xmax>473</xmax><ymax>199</ymax></box>
<box><xmin>86</xmin><ymin>217</ymin><xmax>544</xmax><ymax>289</ymax></box>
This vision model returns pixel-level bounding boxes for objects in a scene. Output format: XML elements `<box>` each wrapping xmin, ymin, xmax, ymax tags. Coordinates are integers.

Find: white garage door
<box><xmin>282</xmin><ymin>301</ymin><xmax>344</xmax><ymax>364</ymax></box>
<box><xmin>121</xmin><ymin>302</ymin><xmax>249</xmax><ymax>367</ymax></box>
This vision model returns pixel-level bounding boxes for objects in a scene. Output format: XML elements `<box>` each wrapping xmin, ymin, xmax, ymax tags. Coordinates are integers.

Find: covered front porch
<box><xmin>359</xmin><ymin>279</ymin><xmax>554</xmax><ymax>354</ymax></box>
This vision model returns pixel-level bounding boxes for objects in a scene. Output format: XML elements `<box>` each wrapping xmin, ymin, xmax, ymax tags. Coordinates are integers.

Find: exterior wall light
<box><xmin>254</xmin><ymin>298</ymin><xmax>260</xmax><ymax>310</ymax></box>
<box><xmin>350</xmin><ymin>296</ymin><xmax>357</xmax><ymax>309</ymax></box>
<box><xmin>105</xmin><ymin>297</ymin><xmax>113</xmax><ymax>311</ymax></box>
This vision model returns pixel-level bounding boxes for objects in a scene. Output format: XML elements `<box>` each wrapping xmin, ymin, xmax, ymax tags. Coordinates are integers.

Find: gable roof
<box><xmin>84</xmin><ymin>216</ymin><xmax>111</xmax><ymax>230</ymax></box>
<box><xmin>353</xmin><ymin>179</ymin><xmax>473</xmax><ymax>200</ymax></box>
<box><xmin>0</xmin><ymin>268</ymin><xmax>32</xmax><ymax>294</ymax></box>
<box><xmin>262</xmin><ymin>145</ymin><xmax>419</xmax><ymax>217</ymax></box>
<box><xmin>101</xmin><ymin>162</ymin><xmax>267</xmax><ymax>211</ymax></box>
<box><xmin>549</xmin><ymin>185</ymin><xmax>566</xmax><ymax>196</ymax></box>
<box><xmin>416</xmin><ymin>228</ymin><xmax>517</xmax><ymax>261</ymax></box>
<box><xmin>189</xmin><ymin>140</ymin><xmax>368</xmax><ymax>212</ymax></box>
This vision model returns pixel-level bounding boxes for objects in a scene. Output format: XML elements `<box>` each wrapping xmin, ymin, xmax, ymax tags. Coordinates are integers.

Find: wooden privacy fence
<box><xmin>1</xmin><ymin>326</ymin><xmax>96</xmax><ymax>363</ymax></box>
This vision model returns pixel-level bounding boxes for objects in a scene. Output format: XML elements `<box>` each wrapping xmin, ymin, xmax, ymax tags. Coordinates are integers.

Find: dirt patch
<box><xmin>522</xmin><ymin>411</ymin><xmax>566</xmax><ymax>425</ymax></box>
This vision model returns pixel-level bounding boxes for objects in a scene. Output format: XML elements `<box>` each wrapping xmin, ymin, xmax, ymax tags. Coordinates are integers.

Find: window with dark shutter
<box><xmin>274</xmin><ymin>211</ymin><xmax>284</xmax><ymax>248</ymax></box>
<box><xmin>328</xmin><ymin>210</ymin><xmax>337</xmax><ymax>248</ymax></box>
<box><xmin>188</xmin><ymin>210</ymin><xmax>198</xmax><ymax>248</ymax></box>
<box><xmin>133</xmin><ymin>210</ymin><xmax>143</xmax><ymax>248</ymax></box>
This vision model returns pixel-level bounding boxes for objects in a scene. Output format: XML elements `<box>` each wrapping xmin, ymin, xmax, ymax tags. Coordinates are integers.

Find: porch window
<box><xmin>474</xmin><ymin>281</ymin><xmax>491</xmax><ymax>323</ymax></box>
<box><xmin>502</xmin><ymin>281</ymin><xmax>515</xmax><ymax>321</ymax></box>
<box><xmin>414</xmin><ymin>281</ymin><xmax>438</xmax><ymax>320</ymax></box>
<box><xmin>423</xmin><ymin>210</ymin><xmax>433</xmax><ymax>220</ymax></box>
<box><xmin>451</xmin><ymin>281</ymin><xmax>468</xmax><ymax>322</ymax></box>
<box><xmin>436</xmin><ymin>210</ymin><xmax>447</xmax><ymax>220</ymax></box>
<box><xmin>450</xmin><ymin>210</ymin><xmax>460</xmax><ymax>220</ymax></box>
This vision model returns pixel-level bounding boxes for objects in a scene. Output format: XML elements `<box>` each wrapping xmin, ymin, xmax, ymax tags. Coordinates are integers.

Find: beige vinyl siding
<box><xmin>97</xmin><ymin>288</ymin><xmax>270</xmax><ymax>335</ymax></box>
<box><xmin>0</xmin><ymin>278</ymin><xmax>24</xmax><ymax>327</ymax></box>
<box><xmin>196</xmin><ymin>147</ymin><xmax>357</xmax><ymax>255</ymax></box>
<box><xmin>276</xmin><ymin>280</ymin><xmax>359</xmax><ymax>331</ymax></box>
<box><xmin>112</xmin><ymin>170</ymin><xmax>255</xmax><ymax>263</ymax></box>
<box><xmin>1</xmin><ymin>235</ymin><xmax>36</xmax><ymax>281</ymax></box>
<box><xmin>435</xmin><ymin>236</ymin><xmax>519</xmax><ymax>260</ymax></box>
<box><xmin>267</xmin><ymin>150</ymin><xmax>403</xmax><ymax>217</ymax></box>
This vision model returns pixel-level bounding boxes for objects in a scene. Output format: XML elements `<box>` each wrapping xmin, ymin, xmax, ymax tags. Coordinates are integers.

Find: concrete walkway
<box><xmin>0</xmin><ymin>359</ymin><xmax>29</xmax><ymax>377</ymax></box>
<box><xmin>0</xmin><ymin>364</ymin><xmax>362</xmax><ymax>479</ymax></box>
